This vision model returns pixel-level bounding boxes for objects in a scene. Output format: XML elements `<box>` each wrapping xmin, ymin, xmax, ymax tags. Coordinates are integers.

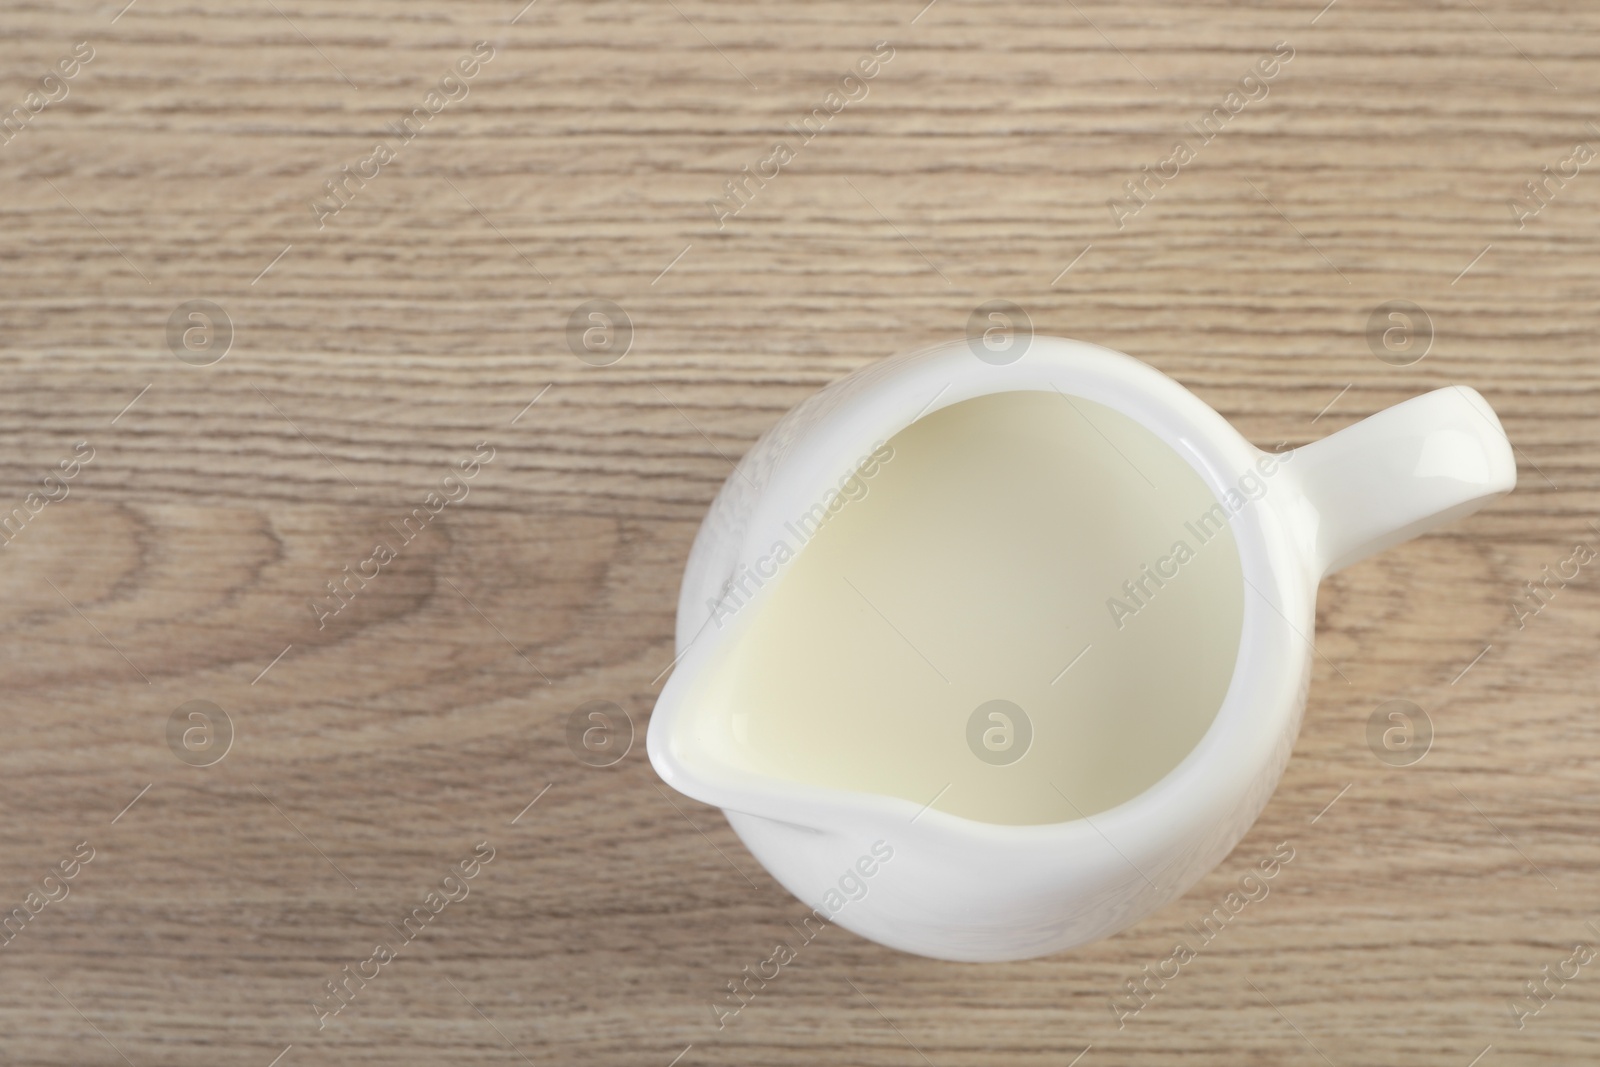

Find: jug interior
<box><xmin>681</xmin><ymin>389</ymin><xmax>1246</xmax><ymax>826</ymax></box>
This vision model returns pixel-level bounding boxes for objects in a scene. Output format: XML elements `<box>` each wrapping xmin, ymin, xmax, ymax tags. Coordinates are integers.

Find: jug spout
<box><xmin>1283</xmin><ymin>386</ymin><xmax>1517</xmax><ymax>577</ymax></box>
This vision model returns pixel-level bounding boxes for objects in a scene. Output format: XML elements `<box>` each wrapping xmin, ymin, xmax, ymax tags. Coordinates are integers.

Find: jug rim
<box><xmin>648</xmin><ymin>337</ymin><xmax>1310</xmax><ymax>854</ymax></box>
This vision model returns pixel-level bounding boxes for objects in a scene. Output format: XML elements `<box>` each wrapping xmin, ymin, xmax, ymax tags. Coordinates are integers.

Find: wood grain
<box><xmin>0</xmin><ymin>1</ymin><xmax>1596</xmax><ymax>1064</ymax></box>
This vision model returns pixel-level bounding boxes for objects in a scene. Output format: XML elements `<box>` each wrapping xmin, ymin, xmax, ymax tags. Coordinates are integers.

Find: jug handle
<box><xmin>1280</xmin><ymin>386</ymin><xmax>1517</xmax><ymax>578</ymax></box>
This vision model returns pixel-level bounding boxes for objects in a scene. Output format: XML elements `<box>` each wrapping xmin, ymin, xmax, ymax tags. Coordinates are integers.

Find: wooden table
<box><xmin>1</xmin><ymin>1</ymin><xmax>1595</xmax><ymax>1064</ymax></box>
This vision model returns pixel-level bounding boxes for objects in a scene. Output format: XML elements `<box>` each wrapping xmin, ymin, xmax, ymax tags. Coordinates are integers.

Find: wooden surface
<box><xmin>0</xmin><ymin>1</ymin><xmax>1596</xmax><ymax>1064</ymax></box>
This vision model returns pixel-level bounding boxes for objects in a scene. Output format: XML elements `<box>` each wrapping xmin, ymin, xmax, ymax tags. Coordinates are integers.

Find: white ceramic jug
<box><xmin>648</xmin><ymin>336</ymin><xmax>1515</xmax><ymax>961</ymax></box>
